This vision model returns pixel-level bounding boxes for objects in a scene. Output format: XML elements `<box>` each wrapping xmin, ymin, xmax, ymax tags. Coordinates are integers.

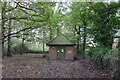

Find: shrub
<box><xmin>88</xmin><ymin>45</ymin><xmax>118</xmax><ymax>69</ymax></box>
<box><xmin>11</xmin><ymin>44</ymin><xmax>29</xmax><ymax>55</ymax></box>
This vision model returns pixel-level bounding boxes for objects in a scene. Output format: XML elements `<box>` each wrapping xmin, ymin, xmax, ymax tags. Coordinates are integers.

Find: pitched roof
<box><xmin>47</xmin><ymin>34</ymin><xmax>75</xmax><ymax>46</ymax></box>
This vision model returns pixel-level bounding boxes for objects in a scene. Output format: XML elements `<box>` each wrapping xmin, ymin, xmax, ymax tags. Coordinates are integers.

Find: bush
<box><xmin>88</xmin><ymin>45</ymin><xmax>118</xmax><ymax>69</ymax></box>
<box><xmin>11</xmin><ymin>44</ymin><xmax>29</xmax><ymax>55</ymax></box>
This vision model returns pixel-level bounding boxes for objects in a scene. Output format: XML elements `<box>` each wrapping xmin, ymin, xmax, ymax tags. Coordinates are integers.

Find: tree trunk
<box><xmin>57</xmin><ymin>27</ymin><xmax>60</xmax><ymax>35</ymax></box>
<box><xmin>118</xmin><ymin>38</ymin><xmax>120</xmax><ymax>77</ymax></box>
<box><xmin>109</xmin><ymin>26</ymin><xmax>113</xmax><ymax>49</ymax></box>
<box><xmin>43</xmin><ymin>31</ymin><xmax>45</xmax><ymax>53</ymax></box>
<box><xmin>7</xmin><ymin>19</ymin><xmax>12</xmax><ymax>57</ymax></box>
<box><xmin>74</xmin><ymin>25</ymin><xmax>81</xmax><ymax>53</ymax></box>
<box><xmin>115</xmin><ymin>38</ymin><xmax>120</xmax><ymax>78</ymax></box>
<box><xmin>83</xmin><ymin>26</ymin><xmax>86</xmax><ymax>59</ymax></box>
<box><xmin>117</xmin><ymin>49</ymin><xmax>120</xmax><ymax>78</ymax></box>
<box><xmin>21</xmin><ymin>37</ymin><xmax>25</xmax><ymax>55</ymax></box>
<box><xmin>49</xmin><ymin>27</ymin><xmax>53</xmax><ymax>40</ymax></box>
<box><xmin>0</xmin><ymin>19</ymin><xmax>2</xmax><ymax>62</ymax></box>
<box><xmin>1</xmin><ymin>3</ymin><xmax>6</xmax><ymax>58</ymax></box>
<box><xmin>109</xmin><ymin>37</ymin><xmax>113</xmax><ymax>49</ymax></box>
<box><xmin>7</xmin><ymin>28</ymin><xmax>12</xmax><ymax>57</ymax></box>
<box><xmin>82</xmin><ymin>16</ymin><xmax>87</xmax><ymax>59</ymax></box>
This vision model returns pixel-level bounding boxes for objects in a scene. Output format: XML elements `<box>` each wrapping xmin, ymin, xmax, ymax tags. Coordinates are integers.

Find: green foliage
<box><xmin>1</xmin><ymin>1</ymin><xmax>120</xmax><ymax>66</ymax></box>
<box><xmin>4</xmin><ymin>38</ymin><xmax>29</xmax><ymax>55</ymax></box>
<box><xmin>88</xmin><ymin>45</ymin><xmax>118</xmax><ymax>68</ymax></box>
<box><xmin>64</xmin><ymin>33</ymin><xmax>78</xmax><ymax>42</ymax></box>
<box><xmin>12</xmin><ymin>44</ymin><xmax>28</xmax><ymax>55</ymax></box>
<box><xmin>28</xmin><ymin>42</ymin><xmax>49</xmax><ymax>52</ymax></box>
<box><xmin>89</xmin><ymin>2</ymin><xmax>120</xmax><ymax>48</ymax></box>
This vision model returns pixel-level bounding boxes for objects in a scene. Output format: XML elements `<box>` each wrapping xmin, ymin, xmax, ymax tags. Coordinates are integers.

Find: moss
<box><xmin>47</xmin><ymin>34</ymin><xmax>75</xmax><ymax>45</ymax></box>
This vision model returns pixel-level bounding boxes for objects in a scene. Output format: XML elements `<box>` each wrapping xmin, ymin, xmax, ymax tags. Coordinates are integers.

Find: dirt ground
<box><xmin>2</xmin><ymin>53</ymin><xmax>114</xmax><ymax>78</ymax></box>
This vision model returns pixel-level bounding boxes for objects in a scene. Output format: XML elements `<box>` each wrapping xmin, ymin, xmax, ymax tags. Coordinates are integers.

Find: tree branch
<box><xmin>4</xmin><ymin>26</ymin><xmax>39</xmax><ymax>38</ymax></box>
<box><xmin>5</xmin><ymin>2</ymin><xmax>18</xmax><ymax>12</ymax></box>
<box><xmin>80</xmin><ymin>4</ymin><xmax>120</xmax><ymax>12</ymax></box>
<box><xmin>4</xmin><ymin>16</ymin><xmax>48</xmax><ymax>22</ymax></box>
<box><xmin>14</xmin><ymin>1</ymin><xmax>37</xmax><ymax>13</ymax></box>
<box><xmin>18</xmin><ymin>8</ymin><xmax>40</xmax><ymax>16</ymax></box>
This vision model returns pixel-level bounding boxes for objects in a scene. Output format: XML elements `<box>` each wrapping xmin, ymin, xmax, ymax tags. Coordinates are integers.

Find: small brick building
<box><xmin>47</xmin><ymin>34</ymin><xmax>76</xmax><ymax>60</ymax></box>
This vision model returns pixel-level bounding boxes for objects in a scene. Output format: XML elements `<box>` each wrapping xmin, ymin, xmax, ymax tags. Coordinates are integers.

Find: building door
<box><xmin>57</xmin><ymin>47</ymin><xmax>65</xmax><ymax>59</ymax></box>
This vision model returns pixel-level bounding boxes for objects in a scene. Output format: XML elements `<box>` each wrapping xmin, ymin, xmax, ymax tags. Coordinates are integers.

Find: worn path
<box><xmin>2</xmin><ymin>54</ymin><xmax>113</xmax><ymax>78</ymax></box>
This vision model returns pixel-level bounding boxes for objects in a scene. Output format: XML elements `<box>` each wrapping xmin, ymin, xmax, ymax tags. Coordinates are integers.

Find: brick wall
<box><xmin>65</xmin><ymin>46</ymin><xmax>74</xmax><ymax>60</ymax></box>
<box><xmin>49</xmin><ymin>46</ymin><xmax>57</xmax><ymax>59</ymax></box>
<box><xmin>49</xmin><ymin>46</ymin><xmax>75</xmax><ymax>60</ymax></box>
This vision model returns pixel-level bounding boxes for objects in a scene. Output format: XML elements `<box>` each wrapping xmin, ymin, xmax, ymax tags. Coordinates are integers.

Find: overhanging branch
<box><xmin>80</xmin><ymin>4</ymin><xmax>120</xmax><ymax>12</ymax></box>
<box><xmin>14</xmin><ymin>1</ymin><xmax>37</xmax><ymax>13</ymax></box>
<box><xmin>5</xmin><ymin>2</ymin><xmax>18</xmax><ymax>12</ymax></box>
<box><xmin>4</xmin><ymin>26</ymin><xmax>39</xmax><ymax>38</ymax></box>
<box><xmin>4</xmin><ymin>16</ymin><xmax>48</xmax><ymax>22</ymax></box>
